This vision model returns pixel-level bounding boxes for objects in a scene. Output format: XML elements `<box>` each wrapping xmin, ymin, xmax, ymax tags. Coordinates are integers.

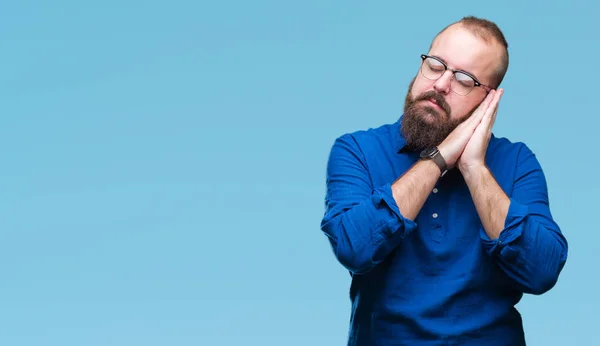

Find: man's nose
<box><xmin>433</xmin><ymin>70</ymin><xmax>453</xmax><ymax>95</ymax></box>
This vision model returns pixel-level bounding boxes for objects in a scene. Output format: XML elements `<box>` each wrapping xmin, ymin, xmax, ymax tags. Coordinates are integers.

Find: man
<box><xmin>320</xmin><ymin>16</ymin><xmax>568</xmax><ymax>345</ymax></box>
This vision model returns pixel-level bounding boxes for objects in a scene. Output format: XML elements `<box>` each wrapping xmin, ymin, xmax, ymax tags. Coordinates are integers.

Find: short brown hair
<box><xmin>432</xmin><ymin>16</ymin><xmax>509</xmax><ymax>88</ymax></box>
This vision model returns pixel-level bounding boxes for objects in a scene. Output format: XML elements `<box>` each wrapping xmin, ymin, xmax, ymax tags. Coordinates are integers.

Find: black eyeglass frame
<box><xmin>420</xmin><ymin>54</ymin><xmax>493</xmax><ymax>94</ymax></box>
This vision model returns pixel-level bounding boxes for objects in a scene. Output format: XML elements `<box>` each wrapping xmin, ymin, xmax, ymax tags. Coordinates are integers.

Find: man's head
<box><xmin>401</xmin><ymin>16</ymin><xmax>509</xmax><ymax>151</ymax></box>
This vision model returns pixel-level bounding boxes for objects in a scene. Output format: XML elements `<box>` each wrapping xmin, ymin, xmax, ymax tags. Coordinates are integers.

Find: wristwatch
<box><xmin>420</xmin><ymin>146</ymin><xmax>448</xmax><ymax>177</ymax></box>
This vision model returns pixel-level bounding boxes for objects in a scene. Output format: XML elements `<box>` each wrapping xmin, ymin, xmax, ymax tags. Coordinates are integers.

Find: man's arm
<box><xmin>461</xmin><ymin>165</ymin><xmax>509</xmax><ymax>240</ymax></box>
<box><xmin>462</xmin><ymin>145</ymin><xmax>568</xmax><ymax>295</ymax></box>
<box><xmin>320</xmin><ymin>135</ymin><xmax>441</xmax><ymax>275</ymax></box>
<box><xmin>457</xmin><ymin>88</ymin><xmax>567</xmax><ymax>294</ymax></box>
<box><xmin>392</xmin><ymin>160</ymin><xmax>440</xmax><ymax>221</ymax></box>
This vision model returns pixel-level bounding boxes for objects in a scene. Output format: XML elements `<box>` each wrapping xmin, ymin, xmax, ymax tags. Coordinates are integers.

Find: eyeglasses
<box><xmin>420</xmin><ymin>54</ymin><xmax>492</xmax><ymax>96</ymax></box>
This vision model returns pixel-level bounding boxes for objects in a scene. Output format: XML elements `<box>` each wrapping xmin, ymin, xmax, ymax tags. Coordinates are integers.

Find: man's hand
<box><xmin>457</xmin><ymin>89</ymin><xmax>504</xmax><ymax>174</ymax></box>
<box><xmin>438</xmin><ymin>89</ymin><xmax>499</xmax><ymax>169</ymax></box>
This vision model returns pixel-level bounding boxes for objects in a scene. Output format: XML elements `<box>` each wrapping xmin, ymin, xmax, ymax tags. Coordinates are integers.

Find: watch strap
<box><xmin>432</xmin><ymin>150</ymin><xmax>448</xmax><ymax>176</ymax></box>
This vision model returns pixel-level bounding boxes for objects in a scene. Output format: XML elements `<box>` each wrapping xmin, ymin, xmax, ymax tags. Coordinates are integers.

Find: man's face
<box><xmin>401</xmin><ymin>24</ymin><xmax>503</xmax><ymax>151</ymax></box>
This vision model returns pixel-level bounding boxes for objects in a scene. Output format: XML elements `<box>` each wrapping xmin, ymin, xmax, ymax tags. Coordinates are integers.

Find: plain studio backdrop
<box><xmin>0</xmin><ymin>1</ymin><xmax>598</xmax><ymax>345</ymax></box>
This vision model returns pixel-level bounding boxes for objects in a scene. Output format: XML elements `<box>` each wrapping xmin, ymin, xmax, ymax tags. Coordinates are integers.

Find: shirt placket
<box><xmin>429</xmin><ymin>184</ymin><xmax>445</xmax><ymax>243</ymax></box>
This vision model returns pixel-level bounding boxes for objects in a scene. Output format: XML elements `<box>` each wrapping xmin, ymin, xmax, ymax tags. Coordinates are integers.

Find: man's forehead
<box><xmin>429</xmin><ymin>26</ymin><xmax>500</xmax><ymax>82</ymax></box>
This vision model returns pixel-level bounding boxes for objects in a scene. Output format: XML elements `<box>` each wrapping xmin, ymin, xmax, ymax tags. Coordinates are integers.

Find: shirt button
<box><xmin>433</xmin><ymin>188</ymin><xmax>438</xmax><ymax>193</ymax></box>
<box><xmin>432</xmin><ymin>213</ymin><xmax>438</xmax><ymax>218</ymax></box>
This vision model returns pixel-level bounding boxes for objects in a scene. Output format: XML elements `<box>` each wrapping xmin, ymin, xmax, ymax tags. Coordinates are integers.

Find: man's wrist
<box><xmin>437</xmin><ymin>144</ymin><xmax>455</xmax><ymax>169</ymax></box>
<box><xmin>420</xmin><ymin>146</ymin><xmax>448</xmax><ymax>176</ymax></box>
<box><xmin>460</xmin><ymin>163</ymin><xmax>488</xmax><ymax>183</ymax></box>
<box><xmin>433</xmin><ymin>150</ymin><xmax>448</xmax><ymax>176</ymax></box>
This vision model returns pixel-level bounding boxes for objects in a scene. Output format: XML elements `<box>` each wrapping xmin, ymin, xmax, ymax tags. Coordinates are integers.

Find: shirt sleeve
<box><xmin>479</xmin><ymin>143</ymin><xmax>568</xmax><ymax>295</ymax></box>
<box><xmin>320</xmin><ymin>134</ymin><xmax>417</xmax><ymax>275</ymax></box>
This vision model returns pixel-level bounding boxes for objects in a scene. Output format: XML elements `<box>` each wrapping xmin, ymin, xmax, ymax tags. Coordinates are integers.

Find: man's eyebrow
<box><xmin>431</xmin><ymin>55</ymin><xmax>479</xmax><ymax>80</ymax></box>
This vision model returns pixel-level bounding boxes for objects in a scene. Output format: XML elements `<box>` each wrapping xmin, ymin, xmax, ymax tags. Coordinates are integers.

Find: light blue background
<box><xmin>1</xmin><ymin>1</ymin><xmax>597</xmax><ymax>345</ymax></box>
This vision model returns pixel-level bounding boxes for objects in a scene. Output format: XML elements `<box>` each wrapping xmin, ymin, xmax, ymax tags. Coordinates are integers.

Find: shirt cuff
<box><xmin>373</xmin><ymin>182</ymin><xmax>418</xmax><ymax>239</ymax></box>
<box><xmin>480</xmin><ymin>198</ymin><xmax>529</xmax><ymax>256</ymax></box>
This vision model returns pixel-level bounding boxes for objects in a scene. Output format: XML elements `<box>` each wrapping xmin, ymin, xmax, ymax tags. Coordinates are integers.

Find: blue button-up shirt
<box><xmin>320</xmin><ymin>117</ymin><xmax>568</xmax><ymax>345</ymax></box>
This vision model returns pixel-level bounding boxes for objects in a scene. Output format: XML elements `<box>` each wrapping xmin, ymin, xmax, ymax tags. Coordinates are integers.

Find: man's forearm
<box><xmin>391</xmin><ymin>159</ymin><xmax>442</xmax><ymax>221</ymax></box>
<box><xmin>461</xmin><ymin>165</ymin><xmax>510</xmax><ymax>239</ymax></box>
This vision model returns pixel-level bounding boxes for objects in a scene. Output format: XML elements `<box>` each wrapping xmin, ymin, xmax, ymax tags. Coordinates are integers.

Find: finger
<box><xmin>464</xmin><ymin>90</ymin><xmax>496</xmax><ymax>128</ymax></box>
<box><xmin>478</xmin><ymin>90</ymin><xmax>497</xmax><ymax>118</ymax></box>
<box><xmin>473</xmin><ymin>90</ymin><xmax>496</xmax><ymax>119</ymax></box>
<box><xmin>479</xmin><ymin>107</ymin><xmax>495</xmax><ymax>132</ymax></box>
<box><xmin>488</xmin><ymin>105</ymin><xmax>499</xmax><ymax>130</ymax></box>
<box><xmin>485</xmin><ymin>89</ymin><xmax>503</xmax><ymax>129</ymax></box>
<box><xmin>479</xmin><ymin>89</ymin><xmax>503</xmax><ymax>131</ymax></box>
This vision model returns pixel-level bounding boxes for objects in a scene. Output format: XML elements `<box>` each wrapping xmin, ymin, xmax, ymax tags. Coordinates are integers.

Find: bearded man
<box><xmin>320</xmin><ymin>16</ymin><xmax>568</xmax><ymax>346</ymax></box>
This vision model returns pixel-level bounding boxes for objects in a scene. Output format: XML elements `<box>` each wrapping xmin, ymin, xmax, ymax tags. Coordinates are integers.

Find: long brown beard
<box><xmin>401</xmin><ymin>78</ymin><xmax>469</xmax><ymax>151</ymax></box>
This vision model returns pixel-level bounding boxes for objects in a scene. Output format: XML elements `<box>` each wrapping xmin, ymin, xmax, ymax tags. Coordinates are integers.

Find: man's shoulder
<box><xmin>488</xmin><ymin>134</ymin><xmax>540</xmax><ymax>170</ymax></box>
<box><xmin>333</xmin><ymin>121</ymin><xmax>400</xmax><ymax>150</ymax></box>
<box><xmin>489</xmin><ymin>134</ymin><xmax>532</xmax><ymax>156</ymax></box>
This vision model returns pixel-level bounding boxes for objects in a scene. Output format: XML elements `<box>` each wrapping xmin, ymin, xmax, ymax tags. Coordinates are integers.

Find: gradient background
<box><xmin>1</xmin><ymin>1</ymin><xmax>598</xmax><ymax>345</ymax></box>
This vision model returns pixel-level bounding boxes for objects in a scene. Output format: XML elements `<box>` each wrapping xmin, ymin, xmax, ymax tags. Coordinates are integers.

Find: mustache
<box><xmin>415</xmin><ymin>91</ymin><xmax>451</xmax><ymax>116</ymax></box>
